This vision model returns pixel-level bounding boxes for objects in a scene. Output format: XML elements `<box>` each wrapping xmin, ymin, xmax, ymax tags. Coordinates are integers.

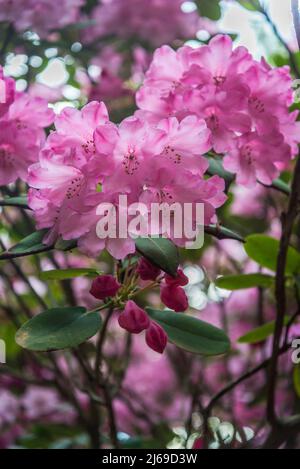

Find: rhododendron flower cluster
<box><xmin>83</xmin><ymin>0</ymin><xmax>200</xmax><ymax>47</ymax></box>
<box><xmin>0</xmin><ymin>0</ymin><xmax>84</xmax><ymax>37</ymax></box>
<box><xmin>137</xmin><ymin>35</ymin><xmax>300</xmax><ymax>187</ymax></box>
<box><xmin>0</xmin><ymin>68</ymin><xmax>54</xmax><ymax>185</ymax></box>
<box><xmin>28</xmin><ymin>101</ymin><xmax>226</xmax><ymax>259</ymax></box>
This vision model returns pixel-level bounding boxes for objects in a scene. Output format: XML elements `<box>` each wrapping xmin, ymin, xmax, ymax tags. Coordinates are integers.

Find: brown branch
<box><xmin>204</xmin><ymin>343</ymin><xmax>291</xmax><ymax>417</ymax></box>
<box><xmin>267</xmin><ymin>157</ymin><xmax>300</xmax><ymax>425</ymax></box>
<box><xmin>95</xmin><ymin>306</ymin><xmax>114</xmax><ymax>382</ymax></box>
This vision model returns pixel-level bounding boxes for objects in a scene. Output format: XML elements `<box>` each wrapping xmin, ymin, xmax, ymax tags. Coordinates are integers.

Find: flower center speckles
<box><xmin>81</xmin><ymin>138</ymin><xmax>96</xmax><ymax>155</ymax></box>
<box><xmin>53</xmin><ymin>208</ymin><xmax>60</xmax><ymax>222</ymax></box>
<box><xmin>122</xmin><ymin>147</ymin><xmax>139</xmax><ymax>175</ymax></box>
<box><xmin>241</xmin><ymin>144</ymin><xmax>254</xmax><ymax>165</ymax></box>
<box><xmin>213</xmin><ymin>75</ymin><xmax>226</xmax><ymax>86</ymax></box>
<box><xmin>16</xmin><ymin>119</ymin><xmax>27</xmax><ymax>130</ymax></box>
<box><xmin>66</xmin><ymin>176</ymin><xmax>84</xmax><ymax>200</ymax></box>
<box><xmin>164</xmin><ymin>145</ymin><xmax>182</xmax><ymax>164</ymax></box>
<box><xmin>159</xmin><ymin>189</ymin><xmax>173</xmax><ymax>202</ymax></box>
<box><xmin>0</xmin><ymin>143</ymin><xmax>15</xmax><ymax>165</ymax></box>
<box><xmin>171</xmin><ymin>80</ymin><xmax>180</xmax><ymax>91</ymax></box>
<box><xmin>206</xmin><ymin>112</ymin><xmax>219</xmax><ymax>132</ymax></box>
<box><xmin>249</xmin><ymin>96</ymin><xmax>265</xmax><ymax>113</ymax></box>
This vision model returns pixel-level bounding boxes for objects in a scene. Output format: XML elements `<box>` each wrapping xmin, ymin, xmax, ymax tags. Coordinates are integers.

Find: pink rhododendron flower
<box><xmin>82</xmin><ymin>0</ymin><xmax>200</xmax><ymax>47</ymax></box>
<box><xmin>28</xmin><ymin>101</ymin><xmax>112</xmax><ymax>244</ymax></box>
<box><xmin>0</xmin><ymin>0</ymin><xmax>84</xmax><ymax>37</ymax></box>
<box><xmin>0</xmin><ymin>391</ymin><xmax>19</xmax><ymax>427</ymax></box>
<box><xmin>0</xmin><ymin>89</ymin><xmax>54</xmax><ymax>185</ymax></box>
<box><xmin>0</xmin><ymin>66</ymin><xmax>15</xmax><ymax>118</ymax></box>
<box><xmin>29</xmin><ymin>101</ymin><xmax>226</xmax><ymax>258</ymax></box>
<box><xmin>137</xmin><ymin>35</ymin><xmax>300</xmax><ymax>187</ymax></box>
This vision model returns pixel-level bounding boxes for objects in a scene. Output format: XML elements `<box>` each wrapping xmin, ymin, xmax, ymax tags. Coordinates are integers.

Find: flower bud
<box><xmin>193</xmin><ymin>438</ymin><xmax>204</xmax><ymax>449</ymax></box>
<box><xmin>89</xmin><ymin>275</ymin><xmax>121</xmax><ymax>300</ymax></box>
<box><xmin>145</xmin><ymin>321</ymin><xmax>167</xmax><ymax>354</ymax></box>
<box><xmin>165</xmin><ymin>269</ymin><xmax>189</xmax><ymax>287</ymax></box>
<box><xmin>137</xmin><ymin>257</ymin><xmax>161</xmax><ymax>281</ymax></box>
<box><xmin>118</xmin><ymin>300</ymin><xmax>150</xmax><ymax>334</ymax></box>
<box><xmin>160</xmin><ymin>284</ymin><xmax>189</xmax><ymax>312</ymax></box>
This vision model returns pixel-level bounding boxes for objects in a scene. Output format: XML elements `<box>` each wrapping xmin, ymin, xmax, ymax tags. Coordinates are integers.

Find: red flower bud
<box><xmin>165</xmin><ymin>269</ymin><xmax>189</xmax><ymax>287</ymax></box>
<box><xmin>145</xmin><ymin>321</ymin><xmax>167</xmax><ymax>354</ymax></box>
<box><xmin>160</xmin><ymin>284</ymin><xmax>189</xmax><ymax>312</ymax></box>
<box><xmin>90</xmin><ymin>275</ymin><xmax>121</xmax><ymax>300</ymax></box>
<box><xmin>137</xmin><ymin>257</ymin><xmax>161</xmax><ymax>281</ymax></box>
<box><xmin>118</xmin><ymin>300</ymin><xmax>150</xmax><ymax>334</ymax></box>
<box><xmin>193</xmin><ymin>438</ymin><xmax>204</xmax><ymax>449</ymax></box>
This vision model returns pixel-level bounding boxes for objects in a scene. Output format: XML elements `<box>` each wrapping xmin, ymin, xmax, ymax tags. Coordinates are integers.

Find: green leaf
<box><xmin>244</xmin><ymin>234</ymin><xmax>300</xmax><ymax>275</ymax></box>
<box><xmin>147</xmin><ymin>308</ymin><xmax>230</xmax><ymax>356</ymax></box>
<box><xmin>0</xmin><ymin>229</ymin><xmax>53</xmax><ymax>260</ymax></box>
<box><xmin>0</xmin><ymin>196</ymin><xmax>29</xmax><ymax>209</ymax></box>
<box><xmin>293</xmin><ymin>365</ymin><xmax>300</xmax><ymax>398</ymax></box>
<box><xmin>196</xmin><ymin>0</ymin><xmax>222</xmax><ymax>20</ymax></box>
<box><xmin>238</xmin><ymin>317</ymin><xmax>290</xmax><ymax>344</ymax></box>
<box><xmin>9</xmin><ymin>230</ymin><xmax>49</xmax><ymax>254</ymax></box>
<box><xmin>0</xmin><ymin>323</ymin><xmax>20</xmax><ymax>358</ymax></box>
<box><xmin>16</xmin><ymin>307</ymin><xmax>101</xmax><ymax>351</ymax></box>
<box><xmin>237</xmin><ymin>0</ymin><xmax>261</xmax><ymax>11</ymax></box>
<box><xmin>271</xmin><ymin>179</ymin><xmax>291</xmax><ymax>196</ymax></box>
<box><xmin>215</xmin><ymin>273</ymin><xmax>274</xmax><ymax>290</ymax></box>
<box><xmin>55</xmin><ymin>238</ymin><xmax>77</xmax><ymax>251</ymax></box>
<box><xmin>135</xmin><ymin>237</ymin><xmax>179</xmax><ymax>276</ymax></box>
<box><xmin>40</xmin><ymin>268</ymin><xmax>100</xmax><ymax>281</ymax></box>
<box><xmin>207</xmin><ymin>157</ymin><xmax>235</xmax><ymax>186</ymax></box>
<box><xmin>205</xmin><ymin>225</ymin><xmax>245</xmax><ymax>243</ymax></box>
<box><xmin>0</xmin><ymin>231</ymin><xmax>79</xmax><ymax>260</ymax></box>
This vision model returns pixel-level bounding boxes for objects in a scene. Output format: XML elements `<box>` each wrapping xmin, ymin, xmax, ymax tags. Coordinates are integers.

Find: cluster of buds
<box><xmin>89</xmin><ymin>257</ymin><xmax>190</xmax><ymax>354</ymax></box>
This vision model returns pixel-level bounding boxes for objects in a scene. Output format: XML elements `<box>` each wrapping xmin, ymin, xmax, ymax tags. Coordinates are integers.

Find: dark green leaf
<box><xmin>196</xmin><ymin>0</ymin><xmax>222</xmax><ymax>20</ymax></box>
<box><xmin>147</xmin><ymin>308</ymin><xmax>230</xmax><ymax>355</ymax></box>
<box><xmin>0</xmin><ymin>196</ymin><xmax>29</xmax><ymax>209</ymax></box>
<box><xmin>135</xmin><ymin>237</ymin><xmax>179</xmax><ymax>276</ymax></box>
<box><xmin>9</xmin><ymin>230</ymin><xmax>49</xmax><ymax>254</ymax></box>
<box><xmin>206</xmin><ymin>157</ymin><xmax>235</xmax><ymax>186</ymax></box>
<box><xmin>16</xmin><ymin>307</ymin><xmax>101</xmax><ymax>351</ymax></box>
<box><xmin>55</xmin><ymin>238</ymin><xmax>77</xmax><ymax>251</ymax></box>
<box><xmin>0</xmin><ymin>229</ymin><xmax>53</xmax><ymax>261</ymax></box>
<box><xmin>238</xmin><ymin>316</ymin><xmax>290</xmax><ymax>344</ymax></box>
<box><xmin>40</xmin><ymin>268</ymin><xmax>100</xmax><ymax>281</ymax></box>
<box><xmin>216</xmin><ymin>273</ymin><xmax>274</xmax><ymax>290</ymax></box>
<box><xmin>244</xmin><ymin>234</ymin><xmax>300</xmax><ymax>274</ymax></box>
<box><xmin>205</xmin><ymin>225</ymin><xmax>245</xmax><ymax>243</ymax></box>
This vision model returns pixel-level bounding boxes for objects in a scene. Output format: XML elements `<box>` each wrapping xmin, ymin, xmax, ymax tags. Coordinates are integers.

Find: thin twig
<box><xmin>205</xmin><ymin>343</ymin><xmax>291</xmax><ymax>416</ymax></box>
<box><xmin>267</xmin><ymin>156</ymin><xmax>300</xmax><ymax>425</ymax></box>
<box><xmin>262</xmin><ymin>3</ymin><xmax>300</xmax><ymax>77</ymax></box>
